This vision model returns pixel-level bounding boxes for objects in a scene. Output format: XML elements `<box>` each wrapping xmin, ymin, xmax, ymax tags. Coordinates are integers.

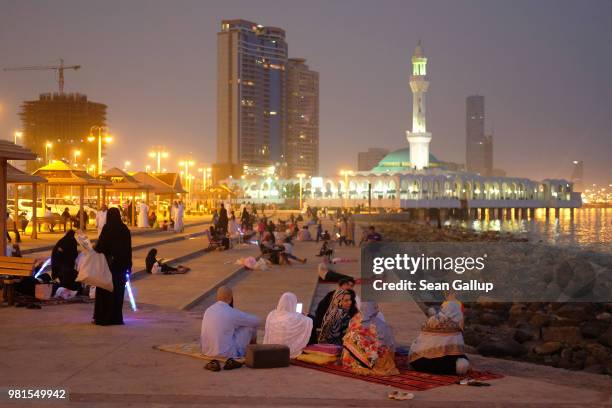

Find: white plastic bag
<box><xmin>76</xmin><ymin>250</ymin><xmax>113</xmax><ymax>291</ymax></box>
<box><xmin>89</xmin><ymin>286</ymin><xmax>96</xmax><ymax>299</ymax></box>
<box><xmin>151</xmin><ymin>262</ymin><xmax>161</xmax><ymax>274</ymax></box>
<box><xmin>55</xmin><ymin>287</ymin><xmax>77</xmax><ymax>299</ymax></box>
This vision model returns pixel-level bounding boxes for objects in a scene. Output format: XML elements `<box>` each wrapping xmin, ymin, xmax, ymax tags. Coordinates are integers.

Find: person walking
<box><xmin>93</xmin><ymin>207</ymin><xmax>132</xmax><ymax>326</ymax></box>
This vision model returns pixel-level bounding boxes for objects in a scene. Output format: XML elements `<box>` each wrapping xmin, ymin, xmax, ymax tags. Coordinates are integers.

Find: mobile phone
<box><xmin>296</xmin><ymin>303</ymin><xmax>303</xmax><ymax>313</ymax></box>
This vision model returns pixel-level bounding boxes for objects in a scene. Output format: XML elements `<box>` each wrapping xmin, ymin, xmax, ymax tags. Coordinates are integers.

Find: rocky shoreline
<box><xmin>370</xmin><ymin>221</ymin><xmax>612</xmax><ymax>375</ymax></box>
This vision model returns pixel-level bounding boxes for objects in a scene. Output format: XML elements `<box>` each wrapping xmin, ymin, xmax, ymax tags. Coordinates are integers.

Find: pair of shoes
<box><xmin>388</xmin><ymin>391</ymin><xmax>414</xmax><ymax>401</ymax></box>
<box><xmin>205</xmin><ymin>358</ymin><xmax>243</xmax><ymax>372</ymax></box>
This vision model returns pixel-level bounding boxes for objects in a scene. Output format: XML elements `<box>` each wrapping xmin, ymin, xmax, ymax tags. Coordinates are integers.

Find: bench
<box><xmin>37</xmin><ymin>214</ymin><xmax>63</xmax><ymax>232</ymax></box>
<box><xmin>0</xmin><ymin>256</ymin><xmax>36</xmax><ymax>306</ymax></box>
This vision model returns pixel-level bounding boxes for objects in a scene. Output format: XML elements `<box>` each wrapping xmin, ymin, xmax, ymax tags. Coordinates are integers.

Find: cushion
<box><xmin>295</xmin><ymin>352</ymin><xmax>338</xmax><ymax>366</ymax></box>
<box><xmin>303</xmin><ymin>343</ymin><xmax>342</xmax><ymax>356</ymax></box>
<box><xmin>245</xmin><ymin>344</ymin><xmax>290</xmax><ymax>369</ymax></box>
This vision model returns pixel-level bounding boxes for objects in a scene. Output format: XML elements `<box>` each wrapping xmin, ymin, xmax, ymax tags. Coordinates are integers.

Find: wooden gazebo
<box><xmin>32</xmin><ymin>161</ymin><xmax>111</xmax><ymax>230</ymax></box>
<box><xmin>99</xmin><ymin>167</ymin><xmax>153</xmax><ymax>225</ymax></box>
<box><xmin>131</xmin><ymin>172</ymin><xmax>186</xmax><ymax>218</ymax></box>
<box><xmin>7</xmin><ymin>164</ymin><xmax>47</xmax><ymax>239</ymax></box>
<box><xmin>0</xmin><ymin>141</ymin><xmax>38</xmax><ymax>251</ymax></box>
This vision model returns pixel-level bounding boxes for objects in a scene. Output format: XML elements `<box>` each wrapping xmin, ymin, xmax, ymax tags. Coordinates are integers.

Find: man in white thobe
<box><xmin>137</xmin><ymin>202</ymin><xmax>149</xmax><ymax>228</ymax></box>
<box><xmin>95</xmin><ymin>205</ymin><xmax>107</xmax><ymax>237</ymax></box>
<box><xmin>200</xmin><ymin>286</ymin><xmax>260</xmax><ymax>358</ymax></box>
<box><xmin>174</xmin><ymin>201</ymin><xmax>184</xmax><ymax>233</ymax></box>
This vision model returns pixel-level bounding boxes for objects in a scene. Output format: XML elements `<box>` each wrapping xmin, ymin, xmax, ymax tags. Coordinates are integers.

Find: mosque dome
<box><xmin>370</xmin><ymin>147</ymin><xmax>440</xmax><ymax>173</ymax></box>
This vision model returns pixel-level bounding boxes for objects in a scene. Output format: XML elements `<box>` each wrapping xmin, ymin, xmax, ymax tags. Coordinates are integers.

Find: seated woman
<box><xmin>318</xmin><ymin>289</ymin><xmax>357</xmax><ymax>345</ymax></box>
<box><xmin>264</xmin><ymin>292</ymin><xmax>313</xmax><ymax>358</ymax></box>
<box><xmin>297</xmin><ymin>225</ymin><xmax>312</xmax><ymax>241</ymax></box>
<box><xmin>342</xmin><ymin>301</ymin><xmax>399</xmax><ymax>376</ymax></box>
<box><xmin>408</xmin><ymin>293</ymin><xmax>470</xmax><ymax>375</ymax></box>
<box><xmin>145</xmin><ymin>248</ymin><xmax>189</xmax><ymax>274</ymax></box>
<box><xmin>51</xmin><ymin>230</ymin><xmax>81</xmax><ymax>291</ymax></box>
<box><xmin>260</xmin><ymin>232</ymin><xmax>290</xmax><ymax>265</ymax></box>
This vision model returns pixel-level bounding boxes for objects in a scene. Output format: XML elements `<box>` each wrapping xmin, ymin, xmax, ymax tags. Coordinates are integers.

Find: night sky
<box><xmin>1</xmin><ymin>0</ymin><xmax>610</xmax><ymax>184</ymax></box>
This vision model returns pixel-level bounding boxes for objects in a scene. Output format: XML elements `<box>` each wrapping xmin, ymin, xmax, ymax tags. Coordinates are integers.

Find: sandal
<box><xmin>223</xmin><ymin>358</ymin><xmax>243</xmax><ymax>370</ymax></box>
<box><xmin>388</xmin><ymin>390</ymin><xmax>414</xmax><ymax>400</ymax></box>
<box><xmin>205</xmin><ymin>360</ymin><xmax>221</xmax><ymax>372</ymax></box>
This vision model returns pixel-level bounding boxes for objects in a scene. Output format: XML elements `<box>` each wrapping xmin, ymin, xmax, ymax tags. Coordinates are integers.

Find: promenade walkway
<box><xmin>0</xmin><ymin>227</ymin><xmax>610</xmax><ymax>407</ymax></box>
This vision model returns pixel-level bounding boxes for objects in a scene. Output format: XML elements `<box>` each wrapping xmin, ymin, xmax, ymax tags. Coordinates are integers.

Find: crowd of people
<box><xmin>200</xmin><ymin>283</ymin><xmax>470</xmax><ymax>377</ymax></box>
<box><xmin>198</xmin><ymin>207</ymin><xmax>471</xmax><ymax>377</ymax></box>
<box><xmin>15</xmin><ymin>202</ymin><xmax>471</xmax><ymax>378</ymax></box>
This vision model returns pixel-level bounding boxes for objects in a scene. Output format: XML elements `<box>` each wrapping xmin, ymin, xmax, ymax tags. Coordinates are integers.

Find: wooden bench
<box><xmin>37</xmin><ymin>214</ymin><xmax>63</xmax><ymax>232</ymax></box>
<box><xmin>0</xmin><ymin>256</ymin><xmax>36</xmax><ymax>306</ymax></box>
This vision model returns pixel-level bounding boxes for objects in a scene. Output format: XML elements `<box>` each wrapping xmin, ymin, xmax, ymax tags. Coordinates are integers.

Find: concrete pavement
<box><xmin>0</xmin><ymin>232</ymin><xmax>611</xmax><ymax>407</ymax></box>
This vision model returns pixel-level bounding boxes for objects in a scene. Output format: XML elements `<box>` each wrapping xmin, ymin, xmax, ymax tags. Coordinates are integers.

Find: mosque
<box><xmin>230</xmin><ymin>42</ymin><xmax>581</xmax><ymax>217</ymax></box>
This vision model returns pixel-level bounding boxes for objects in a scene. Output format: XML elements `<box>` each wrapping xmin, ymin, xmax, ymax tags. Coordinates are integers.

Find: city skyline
<box><xmin>0</xmin><ymin>0</ymin><xmax>611</xmax><ymax>184</ymax></box>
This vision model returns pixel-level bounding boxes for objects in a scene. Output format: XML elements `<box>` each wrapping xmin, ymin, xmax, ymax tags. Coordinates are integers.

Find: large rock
<box><xmin>534</xmin><ymin>341</ymin><xmax>562</xmax><ymax>355</ymax></box>
<box><xmin>580</xmin><ymin>320</ymin><xmax>608</xmax><ymax>339</ymax></box>
<box><xmin>554</xmin><ymin>261</ymin><xmax>573</xmax><ymax>289</ymax></box>
<box><xmin>598</xmin><ymin>327</ymin><xmax>612</xmax><ymax>348</ymax></box>
<box><xmin>555</xmin><ymin>304</ymin><xmax>588</xmax><ymax>320</ymax></box>
<box><xmin>514</xmin><ymin>326</ymin><xmax>535</xmax><ymax>343</ymax></box>
<box><xmin>479</xmin><ymin>312</ymin><xmax>502</xmax><ymax>326</ymax></box>
<box><xmin>541</xmin><ymin>326</ymin><xmax>582</xmax><ymax>345</ymax></box>
<box><xmin>529</xmin><ymin>312</ymin><xmax>551</xmax><ymax>329</ymax></box>
<box><xmin>477</xmin><ymin>339</ymin><xmax>527</xmax><ymax>357</ymax></box>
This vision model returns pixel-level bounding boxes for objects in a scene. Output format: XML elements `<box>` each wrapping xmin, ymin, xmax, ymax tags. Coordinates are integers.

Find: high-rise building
<box><xmin>19</xmin><ymin>93</ymin><xmax>106</xmax><ymax>173</ymax></box>
<box><xmin>286</xmin><ymin>58</ymin><xmax>319</xmax><ymax>177</ymax></box>
<box><xmin>358</xmin><ymin>148</ymin><xmax>389</xmax><ymax>171</ymax></box>
<box><xmin>483</xmin><ymin>134</ymin><xmax>493</xmax><ymax>176</ymax></box>
<box><xmin>216</xmin><ymin>19</ymin><xmax>288</xmax><ymax>179</ymax></box>
<box><xmin>466</xmin><ymin>95</ymin><xmax>486</xmax><ymax>174</ymax></box>
<box><xmin>570</xmin><ymin>160</ymin><xmax>584</xmax><ymax>192</ymax></box>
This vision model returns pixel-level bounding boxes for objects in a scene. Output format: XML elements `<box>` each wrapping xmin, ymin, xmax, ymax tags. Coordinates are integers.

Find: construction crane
<box><xmin>3</xmin><ymin>58</ymin><xmax>81</xmax><ymax>93</ymax></box>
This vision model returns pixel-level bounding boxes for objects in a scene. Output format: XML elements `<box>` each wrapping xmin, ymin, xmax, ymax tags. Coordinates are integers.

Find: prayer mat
<box><xmin>14</xmin><ymin>294</ymin><xmax>94</xmax><ymax>307</ymax></box>
<box><xmin>291</xmin><ymin>355</ymin><xmax>503</xmax><ymax>391</ymax></box>
<box><xmin>153</xmin><ymin>343</ymin><xmax>245</xmax><ymax>364</ymax></box>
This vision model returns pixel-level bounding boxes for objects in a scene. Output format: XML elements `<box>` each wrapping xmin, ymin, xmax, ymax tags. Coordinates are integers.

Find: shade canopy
<box><xmin>0</xmin><ymin>140</ymin><xmax>38</xmax><ymax>161</ymax></box>
<box><xmin>152</xmin><ymin>172</ymin><xmax>187</xmax><ymax>194</ymax></box>
<box><xmin>7</xmin><ymin>163</ymin><xmax>46</xmax><ymax>184</ymax></box>
<box><xmin>99</xmin><ymin>167</ymin><xmax>153</xmax><ymax>191</ymax></box>
<box><xmin>132</xmin><ymin>172</ymin><xmax>186</xmax><ymax>195</ymax></box>
<box><xmin>32</xmin><ymin>160</ymin><xmax>111</xmax><ymax>186</ymax></box>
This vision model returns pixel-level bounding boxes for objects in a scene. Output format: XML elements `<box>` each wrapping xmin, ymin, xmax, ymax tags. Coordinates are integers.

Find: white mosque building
<box><xmin>230</xmin><ymin>42</ymin><xmax>581</xmax><ymax>217</ymax></box>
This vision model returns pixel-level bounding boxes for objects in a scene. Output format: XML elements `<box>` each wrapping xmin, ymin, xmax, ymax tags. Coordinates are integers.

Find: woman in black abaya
<box><xmin>51</xmin><ymin>230</ymin><xmax>80</xmax><ymax>291</ymax></box>
<box><xmin>93</xmin><ymin>207</ymin><xmax>132</xmax><ymax>325</ymax></box>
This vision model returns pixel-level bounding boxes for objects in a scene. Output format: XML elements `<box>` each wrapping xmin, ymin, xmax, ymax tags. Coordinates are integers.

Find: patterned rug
<box><xmin>14</xmin><ymin>294</ymin><xmax>94</xmax><ymax>307</ymax></box>
<box><xmin>291</xmin><ymin>355</ymin><xmax>503</xmax><ymax>391</ymax></box>
<box><xmin>153</xmin><ymin>343</ymin><xmax>245</xmax><ymax>364</ymax></box>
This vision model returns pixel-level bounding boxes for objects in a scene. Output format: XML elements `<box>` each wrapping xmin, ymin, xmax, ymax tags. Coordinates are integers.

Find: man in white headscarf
<box><xmin>95</xmin><ymin>204</ymin><xmax>107</xmax><ymax>237</ymax></box>
<box><xmin>264</xmin><ymin>292</ymin><xmax>312</xmax><ymax>358</ymax></box>
<box><xmin>174</xmin><ymin>201</ymin><xmax>184</xmax><ymax>233</ymax></box>
<box><xmin>137</xmin><ymin>201</ymin><xmax>149</xmax><ymax>228</ymax></box>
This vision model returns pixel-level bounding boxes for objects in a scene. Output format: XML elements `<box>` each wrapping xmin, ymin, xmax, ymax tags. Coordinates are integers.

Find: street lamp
<box><xmin>45</xmin><ymin>142</ymin><xmax>53</xmax><ymax>164</ymax></box>
<box><xmin>124</xmin><ymin>161</ymin><xmax>131</xmax><ymax>172</ymax></box>
<box><xmin>179</xmin><ymin>160</ymin><xmax>195</xmax><ymax>208</ymax></box>
<box><xmin>14</xmin><ymin>131</ymin><xmax>22</xmax><ymax>145</ymax></box>
<box><xmin>296</xmin><ymin>173</ymin><xmax>306</xmax><ymax>210</ymax></box>
<box><xmin>339</xmin><ymin>169</ymin><xmax>354</xmax><ymax>209</ymax></box>
<box><xmin>88</xmin><ymin>126</ymin><xmax>112</xmax><ymax>176</ymax></box>
<box><xmin>145</xmin><ymin>165</ymin><xmax>151</xmax><ymax>173</ymax></box>
<box><xmin>73</xmin><ymin>149</ymin><xmax>81</xmax><ymax>166</ymax></box>
<box><xmin>148</xmin><ymin>147</ymin><xmax>169</xmax><ymax>173</ymax></box>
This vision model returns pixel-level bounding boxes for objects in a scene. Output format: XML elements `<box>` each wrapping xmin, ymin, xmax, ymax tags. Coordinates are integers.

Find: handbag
<box><xmin>76</xmin><ymin>250</ymin><xmax>114</xmax><ymax>291</ymax></box>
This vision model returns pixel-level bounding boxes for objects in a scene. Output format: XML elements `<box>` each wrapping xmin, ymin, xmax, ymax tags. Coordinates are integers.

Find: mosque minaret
<box><xmin>406</xmin><ymin>41</ymin><xmax>432</xmax><ymax>170</ymax></box>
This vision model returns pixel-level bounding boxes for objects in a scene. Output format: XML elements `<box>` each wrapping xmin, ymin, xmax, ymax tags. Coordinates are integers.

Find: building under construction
<box><xmin>19</xmin><ymin>93</ymin><xmax>107</xmax><ymax>173</ymax></box>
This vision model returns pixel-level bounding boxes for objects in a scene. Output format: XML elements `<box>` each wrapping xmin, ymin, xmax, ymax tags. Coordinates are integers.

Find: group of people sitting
<box><xmin>200</xmin><ymin>282</ymin><xmax>471</xmax><ymax>377</ymax></box>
